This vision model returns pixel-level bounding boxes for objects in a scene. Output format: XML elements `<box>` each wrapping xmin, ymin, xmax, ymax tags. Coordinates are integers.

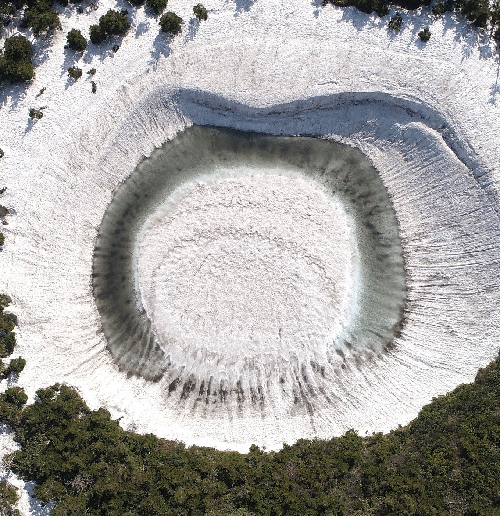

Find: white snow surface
<box><xmin>0</xmin><ymin>0</ymin><xmax>499</xmax><ymax>486</ymax></box>
<box><xmin>137</xmin><ymin>171</ymin><xmax>355</xmax><ymax>369</ymax></box>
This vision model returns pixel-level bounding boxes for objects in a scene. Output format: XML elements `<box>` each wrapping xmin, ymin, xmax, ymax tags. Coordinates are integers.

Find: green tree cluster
<box><xmin>0</xmin><ymin>36</ymin><xmax>34</xmax><ymax>83</ymax></box>
<box><xmin>0</xmin><ymin>186</ymin><xmax>5</xmax><ymax>247</ymax></box>
<box><xmin>324</xmin><ymin>0</ymin><xmax>500</xmax><ymax>38</ymax></box>
<box><xmin>458</xmin><ymin>0</ymin><xmax>490</xmax><ymax>27</ymax></box>
<box><xmin>0</xmin><ymin>2</ymin><xmax>15</xmax><ymax>29</ymax></box>
<box><xmin>1</xmin><ymin>352</ymin><xmax>499</xmax><ymax>515</ymax></box>
<box><xmin>491</xmin><ymin>0</ymin><xmax>500</xmax><ymax>39</ymax></box>
<box><xmin>432</xmin><ymin>1</ymin><xmax>448</xmax><ymax>14</ymax></box>
<box><xmin>12</xmin><ymin>0</ymin><xmax>85</xmax><ymax>35</ymax></box>
<box><xmin>89</xmin><ymin>9</ymin><xmax>130</xmax><ymax>45</ymax></box>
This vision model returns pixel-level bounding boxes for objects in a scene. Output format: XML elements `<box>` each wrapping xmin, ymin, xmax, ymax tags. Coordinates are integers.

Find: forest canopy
<box><xmin>0</xmin><ymin>352</ymin><xmax>499</xmax><ymax>515</ymax></box>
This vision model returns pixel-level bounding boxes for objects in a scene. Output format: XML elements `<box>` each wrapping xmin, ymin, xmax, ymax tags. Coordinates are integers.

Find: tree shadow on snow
<box><xmin>488</xmin><ymin>56</ymin><xmax>500</xmax><ymax>104</ymax></box>
<box><xmin>186</xmin><ymin>18</ymin><xmax>201</xmax><ymax>41</ymax></box>
<box><xmin>135</xmin><ymin>20</ymin><xmax>151</xmax><ymax>38</ymax></box>
<box><xmin>24</xmin><ymin>481</ymin><xmax>55</xmax><ymax>516</ymax></box>
<box><xmin>233</xmin><ymin>0</ymin><xmax>256</xmax><ymax>15</ymax></box>
<box><xmin>311</xmin><ymin>0</ymin><xmax>325</xmax><ymax>18</ymax></box>
<box><xmin>149</xmin><ymin>31</ymin><xmax>173</xmax><ymax>65</ymax></box>
<box><xmin>337</xmin><ymin>5</ymin><xmax>388</xmax><ymax>31</ymax></box>
<box><xmin>0</xmin><ymin>81</ymin><xmax>28</xmax><ymax>110</ymax></box>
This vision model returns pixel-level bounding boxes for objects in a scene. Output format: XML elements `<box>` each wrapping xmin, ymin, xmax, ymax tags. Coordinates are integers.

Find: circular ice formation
<box><xmin>93</xmin><ymin>126</ymin><xmax>407</xmax><ymax>418</ymax></box>
<box><xmin>137</xmin><ymin>172</ymin><xmax>355</xmax><ymax>371</ymax></box>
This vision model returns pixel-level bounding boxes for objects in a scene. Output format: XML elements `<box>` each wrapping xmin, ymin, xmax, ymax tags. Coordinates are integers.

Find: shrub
<box><xmin>432</xmin><ymin>2</ymin><xmax>447</xmax><ymax>15</ymax></box>
<box><xmin>6</xmin><ymin>357</ymin><xmax>26</xmax><ymax>376</ymax></box>
<box><xmin>0</xmin><ymin>36</ymin><xmax>34</xmax><ymax>83</ymax></box>
<box><xmin>89</xmin><ymin>24</ymin><xmax>106</xmax><ymax>44</ymax></box>
<box><xmin>0</xmin><ymin>232</ymin><xmax>4</xmax><ymax>247</ymax></box>
<box><xmin>3</xmin><ymin>36</ymin><xmax>31</xmax><ymax>62</ymax></box>
<box><xmin>87</xmin><ymin>68</ymin><xmax>96</xmax><ymax>75</ymax></box>
<box><xmin>2</xmin><ymin>387</ymin><xmax>28</xmax><ymax>407</ymax></box>
<box><xmin>0</xmin><ymin>357</ymin><xmax>26</xmax><ymax>380</ymax></box>
<box><xmin>193</xmin><ymin>3</ymin><xmax>207</xmax><ymax>20</ymax></box>
<box><xmin>0</xmin><ymin>332</ymin><xmax>16</xmax><ymax>358</ymax></box>
<box><xmin>22</xmin><ymin>0</ymin><xmax>60</xmax><ymax>35</ymax></box>
<box><xmin>0</xmin><ymin>481</ymin><xmax>19</xmax><ymax>515</ymax></box>
<box><xmin>326</xmin><ymin>0</ymin><xmax>388</xmax><ymax>15</ymax></box>
<box><xmin>0</xmin><ymin>294</ymin><xmax>11</xmax><ymax>311</ymax></box>
<box><xmin>418</xmin><ymin>27</ymin><xmax>431</xmax><ymax>41</ymax></box>
<box><xmin>460</xmin><ymin>0</ymin><xmax>490</xmax><ymax>27</ymax></box>
<box><xmin>159</xmin><ymin>11</ymin><xmax>182</xmax><ymax>34</ymax></box>
<box><xmin>127</xmin><ymin>0</ymin><xmax>144</xmax><ymax>6</ymax></box>
<box><xmin>29</xmin><ymin>108</ymin><xmax>43</xmax><ymax>120</ymax></box>
<box><xmin>67</xmin><ymin>28</ymin><xmax>87</xmax><ymax>52</ymax></box>
<box><xmin>68</xmin><ymin>66</ymin><xmax>82</xmax><ymax>80</ymax></box>
<box><xmin>0</xmin><ymin>59</ymin><xmax>34</xmax><ymax>82</ymax></box>
<box><xmin>388</xmin><ymin>12</ymin><xmax>402</xmax><ymax>31</ymax></box>
<box><xmin>0</xmin><ymin>205</ymin><xmax>8</xmax><ymax>217</ymax></box>
<box><xmin>0</xmin><ymin>312</ymin><xmax>15</xmax><ymax>334</ymax></box>
<box><xmin>146</xmin><ymin>0</ymin><xmax>167</xmax><ymax>15</ymax></box>
<box><xmin>99</xmin><ymin>9</ymin><xmax>130</xmax><ymax>36</ymax></box>
<box><xmin>91</xmin><ymin>81</ymin><xmax>97</xmax><ymax>94</ymax></box>
<box><xmin>90</xmin><ymin>9</ymin><xmax>130</xmax><ymax>44</ymax></box>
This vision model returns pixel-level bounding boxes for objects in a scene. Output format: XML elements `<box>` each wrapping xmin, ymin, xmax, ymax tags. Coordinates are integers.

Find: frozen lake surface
<box><xmin>94</xmin><ymin>126</ymin><xmax>406</xmax><ymax>417</ymax></box>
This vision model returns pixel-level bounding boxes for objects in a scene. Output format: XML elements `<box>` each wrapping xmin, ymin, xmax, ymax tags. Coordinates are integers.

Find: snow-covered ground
<box><xmin>1</xmin><ymin>2</ymin><xmax>500</xmax><ymax>510</ymax></box>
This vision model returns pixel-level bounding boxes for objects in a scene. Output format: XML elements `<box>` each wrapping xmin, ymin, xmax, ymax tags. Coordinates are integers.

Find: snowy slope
<box><xmin>0</xmin><ymin>0</ymin><xmax>499</xmax><ymax>488</ymax></box>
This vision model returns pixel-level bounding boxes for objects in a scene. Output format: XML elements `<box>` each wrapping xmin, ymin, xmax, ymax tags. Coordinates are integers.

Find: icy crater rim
<box><xmin>136</xmin><ymin>170</ymin><xmax>357</xmax><ymax>364</ymax></box>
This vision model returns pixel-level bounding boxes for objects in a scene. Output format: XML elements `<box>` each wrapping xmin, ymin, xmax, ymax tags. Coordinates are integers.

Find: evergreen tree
<box><xmin>159</xmin><ymin>11</ymin><xmax>182</xmax><ymax>34</ymax></box>
<box><xmin>67</xmin><ymin>28</ymin><xmax>87</xmax><ymax>52</ymax></box>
